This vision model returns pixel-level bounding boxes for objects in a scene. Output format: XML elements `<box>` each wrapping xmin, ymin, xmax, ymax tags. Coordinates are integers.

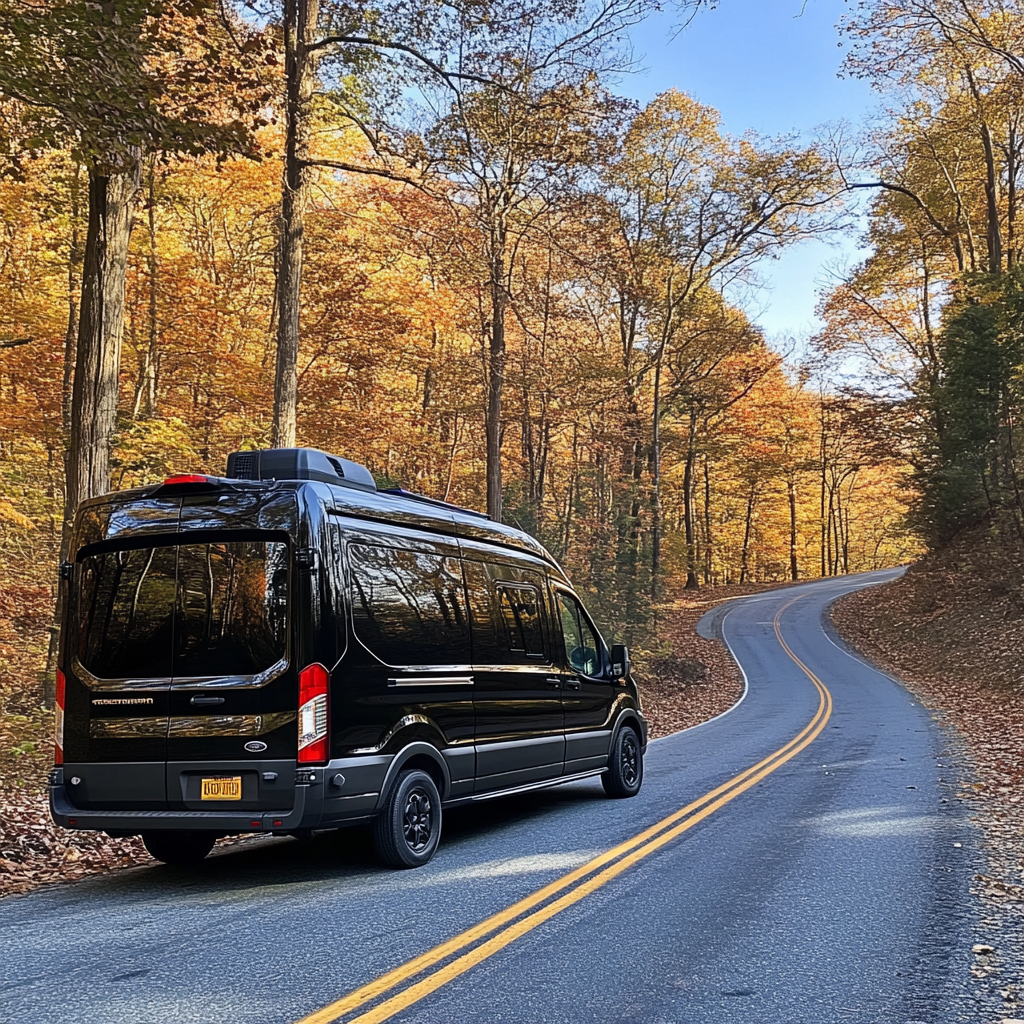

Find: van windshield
<box><xmin>76</xmin><ymin>539</ymin><xmax>289</xmax><ymax>680</ymax></box>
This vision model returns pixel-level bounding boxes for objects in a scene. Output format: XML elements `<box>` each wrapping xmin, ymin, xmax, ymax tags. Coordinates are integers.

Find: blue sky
<box><xmin>621</xmin><ymin>0</ymin><xmax>879</xmax><ymax>348</ymax></box>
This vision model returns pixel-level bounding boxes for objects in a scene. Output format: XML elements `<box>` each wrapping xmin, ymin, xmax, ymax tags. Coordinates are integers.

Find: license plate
<box><xmin>201</xmin><ymin>776</ymin><xmax>242</xmax><ymax>800</ymax></box>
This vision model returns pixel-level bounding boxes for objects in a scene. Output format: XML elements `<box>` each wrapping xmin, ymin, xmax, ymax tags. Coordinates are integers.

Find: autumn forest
<box><xmin>2</xmin><ymin>0</ymin><xmax>1023</xmax><ymax>708</ymax></box>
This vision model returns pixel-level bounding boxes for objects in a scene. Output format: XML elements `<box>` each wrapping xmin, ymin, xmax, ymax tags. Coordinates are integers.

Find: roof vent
<box><xmin>225</xmin><ymin>448</ymin><xmax>377</xmax><ymax>492</ymax></box>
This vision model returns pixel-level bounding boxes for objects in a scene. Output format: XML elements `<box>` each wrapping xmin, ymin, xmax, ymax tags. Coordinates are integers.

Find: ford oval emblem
<box><xmin>244</xmin><ymin>740</ymin><xmax>268</xmax><ymax>753</ymax></box>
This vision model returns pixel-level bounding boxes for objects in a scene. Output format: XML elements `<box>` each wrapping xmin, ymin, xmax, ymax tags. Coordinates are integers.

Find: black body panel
<box><xmin>462</xmin><ymin>549</ymin><xmax>564</xmax><ymax>788</ymax></box>
<box><xmin>53</xmin><ymin>465</ymin><xmax>646</xmax><ymax>839</ymax></box>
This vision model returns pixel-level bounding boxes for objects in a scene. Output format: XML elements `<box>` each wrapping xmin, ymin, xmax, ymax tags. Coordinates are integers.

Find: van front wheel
<box><xmin>373</xmin><ymin>769</ymin><xmax>441</xmax><ymax>869</ymax></box>
<box><xmin>142</xmin><ymin>831</ymin><xmax>215</xmax><ymax>865</ymax></box>
<box><xmin>602</xmin><ymin>726</ymin><xmax>643</xmax><ymax>798</ymax></box>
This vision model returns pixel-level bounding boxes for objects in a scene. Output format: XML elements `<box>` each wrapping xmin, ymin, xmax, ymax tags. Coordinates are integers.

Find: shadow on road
<box><xmin>74</xmin><ymin>780</ymin><xmax>609</xmax><ymax>900</ymax></box>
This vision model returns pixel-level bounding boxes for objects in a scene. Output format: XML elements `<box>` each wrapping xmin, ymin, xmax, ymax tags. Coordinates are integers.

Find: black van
<box><xmin>49</xmin><ymin>448</ymin><xmax>646</xmax><ymax>868</ymax></box>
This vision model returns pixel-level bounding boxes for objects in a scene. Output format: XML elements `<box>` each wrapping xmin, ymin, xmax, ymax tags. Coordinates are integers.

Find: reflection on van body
<box><xmin>50</xmin><ymin>448</ymin><xmax>646</xmax><ymax>868</ymax></box>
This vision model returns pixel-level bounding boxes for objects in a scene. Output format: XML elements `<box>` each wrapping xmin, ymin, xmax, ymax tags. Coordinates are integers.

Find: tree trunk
<box><xmin>682</xmin><ymin>409</ymin><xmax>700</xmax><ymax>590</ymax></box>
<box><xmin>133</xmin><ymin>160</ymin><xmax>159</xmax><ymax>419</ymax></box>
<box><xmin>980</xmin><ymin>120</ymin><xmax>1004</xmax><ymax>273</ymax></box>
<box><xmin>703</xmin><ymin>456</ymin><xmax>713</xmax><ymax>585</ymax></box>
<box><xmin>1007</xmin><ymin>122</ymin><xmax>1018</xmax><ymax>269</ymax></box>
<box><xmin>485</xmin><ymin>245</ymin><xmax>507</xmax><ymax>521</ymax></box>
<box><xmin>61</xmin><ymin>166</ymin><xmax>83</xmax><ymax>461</ymax></box>
<box><xmin>44</xmin><ymin>163</ymin><xmax>85</xmax><ymax>703</ymax></box>
<box><xmin>739</xmin><ymin>481</ymin><xmax>757</xmax><ymax>583</ymax></box>
<box><xmin>650</xmin><ymin>357</ymin><xmax>663</xmax><ymax>602</ymax></box>
<box><xmin>819</xmin><ymin>408</ymin><xmax>828</xmax><ymax>578</ymax></box>
<box><xmin>788</xmin><ymin>476</ymin><xmax>798</xmax><ymax>581</ymax></box>
<box><xmin>562</xmin><ymin>423</ymin><xmax>578</xmax><ymax>556</ymax></box>
<box><xmin>66</xmin><ymin>162</ymin><xmax>141</xmax><ymax>528</ymax></box>
<box><xmin>271</xmin><ymin>0</ymin><xmax>320</xmax><ymax>448</ymax></box>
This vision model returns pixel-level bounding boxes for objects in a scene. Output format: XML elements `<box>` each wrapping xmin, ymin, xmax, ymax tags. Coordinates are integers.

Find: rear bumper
<box><xmin>49</xmin><ymin>773</ymin><xmax>318</xmax><ymax>834</ymax></box>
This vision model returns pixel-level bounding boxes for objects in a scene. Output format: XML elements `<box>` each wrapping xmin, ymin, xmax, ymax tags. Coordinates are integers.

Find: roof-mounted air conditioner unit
<box><xmin>225</xmin><ymin>448</ymin><xmax>377</xmax><ymax>492</ymax></box>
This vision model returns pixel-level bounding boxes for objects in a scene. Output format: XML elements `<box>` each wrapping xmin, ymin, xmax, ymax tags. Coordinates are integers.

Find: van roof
<box><xmin>75</xmin><ymin>448</ymin><xmax>563</xmax><ymax>573</ymax></box>
<box><xmin>320</xmin><ymin>479</ymin><xmax>558</xmax><ymax>567</ymax></box>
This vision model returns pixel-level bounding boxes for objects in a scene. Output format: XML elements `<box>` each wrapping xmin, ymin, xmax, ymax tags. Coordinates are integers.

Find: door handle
<box><xmin>565</xmin><ymin>680</ymin><xmax>582</xmax><ymax>691</ymax></box>
<box><xmin>190</xmin><ymin>695</ymin><xmax>225</xmax><ymax>706</ymax></box>
<box><xmin>546</xmin><ymin>678</ymin><xmax>562</xmax><ymax>689</ymax></box>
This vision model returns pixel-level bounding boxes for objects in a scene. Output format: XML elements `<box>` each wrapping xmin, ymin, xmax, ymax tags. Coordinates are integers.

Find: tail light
<box><xmin>297</xmin><ymin>663</ymin><xmax>329</xmax><ymax>764</ymax></box>
<box><xmin>54</xmin><ymin>669</ymin><xmax>65</xmax><ymax>766</ymax></box>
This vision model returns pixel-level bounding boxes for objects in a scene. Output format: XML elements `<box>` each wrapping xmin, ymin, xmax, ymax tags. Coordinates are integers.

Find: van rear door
<box><xmin>165</xmin><ymin>536</ymin><xmax>295</xmax><ymax>811</ymax></box>
<box><xmin>70</xmin><ymin>540</ymin><xmax>177</xmax><ymax>808</ymax></box>
<box><xmin>68</xmin><ymin>530</ymin><xmax>295</xmax><ymax>812</ymax></box>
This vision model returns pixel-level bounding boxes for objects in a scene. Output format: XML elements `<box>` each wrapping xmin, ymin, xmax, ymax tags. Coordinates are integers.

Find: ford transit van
<box><xmin>49</xmin><ymin>448</ymin><xmax>646</xmax><ymax>868</ymax></box>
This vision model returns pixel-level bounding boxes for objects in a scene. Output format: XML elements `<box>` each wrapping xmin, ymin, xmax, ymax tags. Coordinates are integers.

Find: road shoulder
<box><xmin>831</xmin><ymin>573</ymin><xmax>1024</xmax><ymax>1018</ymax></box>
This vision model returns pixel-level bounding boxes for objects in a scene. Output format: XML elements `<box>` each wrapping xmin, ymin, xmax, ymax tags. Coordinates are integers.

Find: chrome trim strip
<box><xmin>72</xmin><ymin>656</ymin><xmax>289</xmax><ymax>692</ymax></box>
<box><xmin>88</xmin><ymin>717</ymin><xmax>167</xmax><ymax>739</ymax></box>
<box><xmin>73</xmin><ymin>657</ymin><xmax>170</xmax><ymax>692</ymax></box>
<box><xmin>89</xmin><ymin>711</ymin><xmax>295</xmax><ymax>740</ymax></box>
<box><xmin>171</xmin><ymin>659</ymin><xmax>289</xmax><ymax>690</ymax></box>
<box><xmin>386</xmin><ymin>676</ymin><xmax>474</xmax><ymax>688</ymax></box>
<box><xmin>168</xmin><ymin>712</ymin><xmax>295</xmax><ymax>737</ymax></box>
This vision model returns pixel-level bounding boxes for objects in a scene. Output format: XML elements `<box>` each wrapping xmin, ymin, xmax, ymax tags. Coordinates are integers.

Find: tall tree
<box><xmin>0</xmin><ymin>0</ymin><xmax>269</xmax><ymax>699</ymax></box>
<box><xmin>0</xmin><ymin>0</ymin><xmax>268</xmax><ymax>518</ymax></box>
<box><xmin>260</xmin><ymin>0</ymin><xmax>710</xmax><ymax>512</ymax></box>
<box><xmin>598</xmin><ymin>89</ymin><xmax>842</xmax><ymax>588</ymax></box>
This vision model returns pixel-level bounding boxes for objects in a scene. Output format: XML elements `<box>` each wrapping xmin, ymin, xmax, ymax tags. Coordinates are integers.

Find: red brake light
<box><xmin>163</xmin><ymin>474</ymin><xmax>213</xmax><ymax>485</ymax></box>
<box><xmin>297</xmin><ymin>663</ymin><xmax>329</xmax><ymax>764</ymax></box>
<box><xmin>54</xmin><ymin>669</ymin><xmax>65</xmax><ymax>766</ymax></box>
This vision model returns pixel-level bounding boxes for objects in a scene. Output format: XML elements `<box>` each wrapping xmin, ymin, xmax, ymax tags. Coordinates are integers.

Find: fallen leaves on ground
<box><xmin>638</xmin><ymin>586</ymin><xmax>764</xmax><ymax>738</ymax></box>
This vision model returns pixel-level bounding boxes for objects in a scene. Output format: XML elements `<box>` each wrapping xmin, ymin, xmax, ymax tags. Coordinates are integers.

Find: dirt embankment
<box><xmin>830</xmin><ymin>531</ymin><xmax>1024</xmax><ymax>1006</ymax></box>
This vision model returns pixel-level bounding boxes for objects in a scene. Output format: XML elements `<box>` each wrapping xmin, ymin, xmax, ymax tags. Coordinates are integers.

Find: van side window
<box><xmin>496</xmin><ymin>584</ymin><xmax>545</xmax><ymax>657</ymax></box>
<box><xmin>557</xmin><ymin>592</ymin><xmax>601</xmax><ymax>677</ymax></box>
<box><xmin>348</xmin><ymin>544</ymin><xmax>470</xmax><ymax>665</ymax></box>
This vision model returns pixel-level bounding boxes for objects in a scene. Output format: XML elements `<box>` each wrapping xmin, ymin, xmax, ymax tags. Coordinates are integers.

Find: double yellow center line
<box><xmin>296</xmin><ymin>595</ymin><xmax>832</xmax><ymax>1024</ymax></box>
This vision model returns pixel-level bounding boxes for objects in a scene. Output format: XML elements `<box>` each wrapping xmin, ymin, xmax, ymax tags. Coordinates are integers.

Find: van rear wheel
<box><xmin>603</xmin><ymin>725</ymin><xmax>643</xmax><ymax>798</ymax></box>
<box><xmin>373</xmin><ymin>769</ymin><xmax>441</xmax><ymax>869</ymax></box>
<box><xmin>142</xmin><ymin>831</ymin><xmax>215</xmax><ymax>865</ymax></box>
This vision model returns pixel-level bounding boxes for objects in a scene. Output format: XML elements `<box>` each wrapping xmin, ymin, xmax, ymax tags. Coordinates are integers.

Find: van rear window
<box><xmin>349</xmin><ymin>544</ymin><xmax>470</xmax><ymax>666</ymax></box>
<box><xmin>77</xmin><ymin>540</ymin><xmax>288</xmax><ymax>680</ymax></box>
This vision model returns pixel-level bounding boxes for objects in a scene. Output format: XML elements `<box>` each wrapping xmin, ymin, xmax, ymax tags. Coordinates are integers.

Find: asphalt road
<box><xmin>1</xmin><ymin>571</ymin><xmax>989</xmax><ymax>1024</ymax></box>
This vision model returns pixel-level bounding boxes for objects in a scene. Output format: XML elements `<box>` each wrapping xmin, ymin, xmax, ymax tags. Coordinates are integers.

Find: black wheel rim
<box><xmin>402</xmin><ymin>787</ymin><xmax>434</xmax><ymax>851</ymax></box>
<box><xmin>620</xmin><ymin>734</ymin><xmax>639</xmax><ymax>787</ymax></box>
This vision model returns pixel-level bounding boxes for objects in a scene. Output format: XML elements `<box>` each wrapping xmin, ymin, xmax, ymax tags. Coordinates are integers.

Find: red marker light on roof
<box><xmin>163</xmin><ymin>474</ymin><xmax>213</xmax><ymax>485</ymax></box>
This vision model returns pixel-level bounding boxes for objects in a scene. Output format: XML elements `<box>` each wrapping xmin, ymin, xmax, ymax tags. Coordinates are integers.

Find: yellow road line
<box><xmin>297</xmin><ymin>593</ymin><xmax>831</xmax><ymax>1024</ymax></box>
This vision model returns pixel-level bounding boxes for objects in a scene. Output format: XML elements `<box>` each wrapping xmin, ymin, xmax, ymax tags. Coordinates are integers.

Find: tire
<box><xmin>142</xmin><ymin>830</ymin><xmax>216</xmax><ymax>865</ymax></box>
<box><xmin>373</xmin><ymin>769</ymin><xmax>442</xmax><ymax>869</ymax></box>
<box><xmin>602</xmin><ymin>725</ymin><xmax>643</xmax><ymax>799</ymax></box>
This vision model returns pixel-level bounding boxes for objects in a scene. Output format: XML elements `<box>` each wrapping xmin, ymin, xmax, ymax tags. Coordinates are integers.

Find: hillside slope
<box><xmin>831</xmin><ymin>526</ymin><xmax>1023</xmax><ymax>1011</ymax></box>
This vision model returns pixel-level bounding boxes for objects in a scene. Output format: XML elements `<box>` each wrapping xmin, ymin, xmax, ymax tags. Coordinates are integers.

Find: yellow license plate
<box><xmin>201</xmin><ymin>776</ymin><xmax>242</xmax><ymax>800</ymax></box>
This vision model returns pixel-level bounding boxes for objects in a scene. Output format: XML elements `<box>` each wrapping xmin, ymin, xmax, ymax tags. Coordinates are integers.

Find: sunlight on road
<box><xmin>418</xmin><ymin>851</ymin><xmax>601</xmax><ymax>884</ymax></box>
<box><xmin>803</xmin><ymin>806</ymin><xmax>948</xmax><ymax>838</ymax></box>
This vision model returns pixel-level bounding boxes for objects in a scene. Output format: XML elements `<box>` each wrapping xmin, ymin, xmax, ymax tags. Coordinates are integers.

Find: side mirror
<box><xmin>610</xmin><ymin>643</ymin><xmax>630</xmax><ymax>681</ymax></box>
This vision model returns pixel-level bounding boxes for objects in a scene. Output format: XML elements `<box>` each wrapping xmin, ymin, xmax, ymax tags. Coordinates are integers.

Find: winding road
<box><xmin>1</xmin><ymin>571</ymin><xmax>986</xmax><ymax>1023</ymax></box>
